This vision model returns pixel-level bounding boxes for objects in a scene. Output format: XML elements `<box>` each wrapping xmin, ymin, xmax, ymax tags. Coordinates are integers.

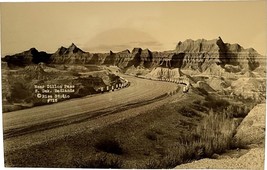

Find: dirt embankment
<box><xmin>176</xmin><ymin>103</ymin><xmax>266</xmax><ymax>169</ymax></box>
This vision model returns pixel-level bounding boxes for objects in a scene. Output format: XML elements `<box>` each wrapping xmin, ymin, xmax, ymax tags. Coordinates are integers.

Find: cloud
<box><xmin>86</xmin><ymin>40</ymin><xmax>163</xmax><ymax>53</ymax></box>
<box><xmin>84</xmin><ymin>28</ymin><xmax>164</xmax><ymax>52</ymax></box>
<box><xmin>86</xmin><ymin>44</ymin><xmax>131</xmax><ymax>53</ymax></box>
<box><xmin>129</xmin><ymin>41</ymin><xmax>163</xmax><ymax>48</ymax></box>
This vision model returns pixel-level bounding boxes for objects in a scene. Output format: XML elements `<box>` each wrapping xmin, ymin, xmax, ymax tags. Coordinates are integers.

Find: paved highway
<box><xmin>3</xmin><ymin>75</ymin><xmax>180</xmax><ymax>151</ymax></box>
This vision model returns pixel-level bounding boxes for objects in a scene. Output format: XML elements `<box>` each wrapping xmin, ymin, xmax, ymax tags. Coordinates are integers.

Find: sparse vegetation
<box><xmin>202</xmin><ymin>95</ymin><xmax>230</xmax><ymax>111</ymax></box>
<box><xmin>140</xmin><ymin>108</ymin><xmax>237</xmax><ymax>168</ymax></box>
<box><xmin>3</xmin><ymin>35</ymin><xmax>265</xmax><ymax>168</ymax></box>
<box><xmin>178</xmin><ymin>106</ymin><xmax>201</xmax><ymax>118</ymax></box>
<box><xmin>94</xmin><ymin>138</ymin><xmax>123</xmax><ymax>155</ymax></box>
<box><xmin>144</xmin><ymin>128</ymin><xmax>163</xmax><ymax>141</ymax></box>
<box><xmin>224</xmin><ymin>104</ymin><xmax>252</xmax><ymax>118</ymax></box>
<box><xmin>74</xmin><ymin>153</ymin><xmax>122</xmax><ymax>168</ymax></box>
<box><xmin>2</xmin><ymin>64</ymin><xmax>122</xmax><ymax>112</ymax></box>
<box><xmin>145</xmin><ymin>131</ymin><xmax>158</xmax><ymax>141</ymax></box>
<box><xmin>4</xmin><ymin>91</ymin><xmax>256</xmax><ymax>168</ymax></box>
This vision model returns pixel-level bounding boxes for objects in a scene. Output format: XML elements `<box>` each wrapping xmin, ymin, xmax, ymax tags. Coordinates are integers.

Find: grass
<box><xmin>141</xmin><ymin>108</ymin><xmax>237</xmax><ymax>168</ymax></box>
<box><xmin>94</xmin><ymin>138</ymin><xmax>123</xmax><ymax>155</ymax></box>
<box><xmin>142</xmin><ymin>95</ymin><xmax>255</xmax><ymax>168</ymax></box>
<box><xmin>202</xmin><ymin>95</ymin><xmax>230</xmax><ymax>111</ymax></box>
<box><xmin>73</xmin><ymin>153</ymin><xmax>123</xmax><ymax>168</ymax></box>
<box><xmin>4</xmin><ymin>92</ymin><xmax>256</xmax><ymax>168</ymax></box>
<box><xmin>145</xmin><ymin>131</ymin><xmax>158</xmax><ymax>141</ymax></box>
<box><xmin>141</xmin><ymin>95</ymin><xmax>255</xmax><ymax>168</ymax></box>
<box><xmin>178</xmin><ymin>106</ymin><xmax>201</xmax><ymax>118</ymax></box>
<box><xmin>191</xmin><ymin>109</ymin><xmax>235</xmax><ymax>156</ymax></box>
<box><xmin>3</xmin><ymin>65</ymin><xmax>122</xmax><ymax>112</ymax></box>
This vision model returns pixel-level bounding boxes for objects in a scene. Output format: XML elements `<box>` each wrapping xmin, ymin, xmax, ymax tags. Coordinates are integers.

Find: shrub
<box><xmin>74</xmin><ymin>153</ymin><xmax>122</xmax><ymax>168</ymax></box>
<box><xmin>94</xmin><ymin>138</ymin><xmax>123</xmax><ymax>155</ymax></box>
<box><xmin>189</xmin><ymin>109</ymin><xmax>235</xmax><ymax>156</ymax></box>
<box><xmin>145</xmin><ymin>131</ymin><xmax>158</xmax><ymax>141</ymax></box>
<box><xmin>195</xmin><ymin>87</ymin><xmax>209</xmax><ymax>96</ymax></box>
<box><xmin>145</xmin><ymin>158</ymin><xmax>162</xmax><ymax>169</ymax></box>
<box><xmin>10</xmin><ymin>82</ymin><xmax>32</xmax><ymax>102</ymax></box>
<box><xmin>193</xmin><ymin>100</ymin><xmax>201</xmax><ymax>105</ymax></box>
<box><xmin>136</xmin><ymin>72</ymin><xmax>142</xmax><ymax>76</ymax></box>
<box><xmin>223</xmin><ymin>104</ymin><xmax>255</xmax><ymax>118</ymax></box>
<box><xmin>178</xmin><ymin>106</ymin><xmax>200</xmax><ymax>118</ymax></box>
<box><xmin>72</xmin><ymin>71</ymin><xmax>80</xmax><ymax>77</ymax></box>
<box><xmin>203</xmin><ymin>95</ymin><xmax>230</xmax><ymax>111</ymax></box>
<box><xmin>143</xmin><ymin>108</ymin><xmax>237</xmax><ymax>168</ymax></box>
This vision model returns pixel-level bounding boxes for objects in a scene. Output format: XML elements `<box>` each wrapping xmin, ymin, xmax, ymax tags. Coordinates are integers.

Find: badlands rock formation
<box><xmin>3</xmin><ymin>37</ymin><xmax>265</xmax><ymax>101</ymax></box>
<box><xmin>50</xmin><ymin>43</ymin><xmax>91</xmax><ymax>64</ymax></box>
<box><xmin>3</xmin><ymin>48</ymin><xmax>51</xmax><ymax>67</ymax></box>
<box><xmin>234</xmin><ymin>104</ymin><xmax>266</xmax><ymax>146</ymax></box>
<box><xmin>175</xmin><ymin>37</ymin><xmax>260</xmax><ymax>71</ymax></box>
<box><xmin>3</xmin><ymin>37</ymin><xmax>263</xmax><ymax>74</ymax></box>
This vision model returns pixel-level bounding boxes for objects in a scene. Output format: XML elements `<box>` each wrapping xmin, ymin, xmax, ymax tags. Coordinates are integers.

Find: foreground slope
<box><xmin>176</xmin><ymin>104</ymin><xmax>265</xmax><ymax>169</ymax></box>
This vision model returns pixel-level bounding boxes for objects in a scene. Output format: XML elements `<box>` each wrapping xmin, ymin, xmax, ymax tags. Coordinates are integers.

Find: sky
<box><xmin>1</xmin><ymin>1</ymin><xmax>267</xmax><ymax>56</ymax></box>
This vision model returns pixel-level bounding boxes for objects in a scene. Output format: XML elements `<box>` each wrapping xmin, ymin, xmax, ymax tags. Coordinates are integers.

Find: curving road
<box><xmin>4</xmin><ymin>75</ymin><xmax>180</xmax><ymax>151</ymax></box>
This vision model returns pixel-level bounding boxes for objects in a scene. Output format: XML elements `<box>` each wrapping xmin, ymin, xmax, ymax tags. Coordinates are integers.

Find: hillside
<box><xmin>2</xmin><ymin>37</ymin><xmax>264</xmax><ymax>74</ymax></box>
<box><xmin>176</xmin><ymin>104</ymin><xmax>265</xmax><ymax>169</ymax></box>
<box><xmin>50</xmin><ymin>43</ymin><xmax>91</xmax><ymax>64</ymax></box>
<box><xmin>3</xmin><ymin>48</ymin><xmax>52</xmax><ymax>67</ymax></box>
<box><xmin>2</xmin><ymin>37</ymin><xmax>265</xmax><ymax>108</ymax></box>
<box><xmin>2</xmin><ymin>37</ymin><xmax>265</xmax><ymax>168</ymax></box>
<box><xmin>2</xmin><ymin>63</ymin><xmax>123</xmax><ymax>112</ymax></box>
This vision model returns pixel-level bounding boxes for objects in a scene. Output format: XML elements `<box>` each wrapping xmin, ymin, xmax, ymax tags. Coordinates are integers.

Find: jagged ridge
<box><xmin>2</xmin><ymin>37</ymin><xmax>263</xmax><ymax>72</ymax></box>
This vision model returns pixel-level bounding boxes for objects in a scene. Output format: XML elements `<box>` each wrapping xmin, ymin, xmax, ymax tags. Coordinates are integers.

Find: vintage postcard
<box><xmin>1</xmin><ymin>1</ymin><xmax>266</xmax><ymax>169</ymax></box>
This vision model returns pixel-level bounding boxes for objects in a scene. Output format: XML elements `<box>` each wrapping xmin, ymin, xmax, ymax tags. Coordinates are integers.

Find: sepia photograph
<box><xmin>1</xmin><ymin>1</ymin><xmax>266</xmax><ymax>169</ymax></box>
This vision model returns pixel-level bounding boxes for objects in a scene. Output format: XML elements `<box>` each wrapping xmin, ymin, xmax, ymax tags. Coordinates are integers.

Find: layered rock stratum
<box><xmin>2</xmin><ymin>37</ymin><xmax>265</xmax><ymax>102</ymax></box>
<box><xmin>3</xmin><ymin>37</ymin><xmax>264</xmax><ymax>74</ymax></box>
